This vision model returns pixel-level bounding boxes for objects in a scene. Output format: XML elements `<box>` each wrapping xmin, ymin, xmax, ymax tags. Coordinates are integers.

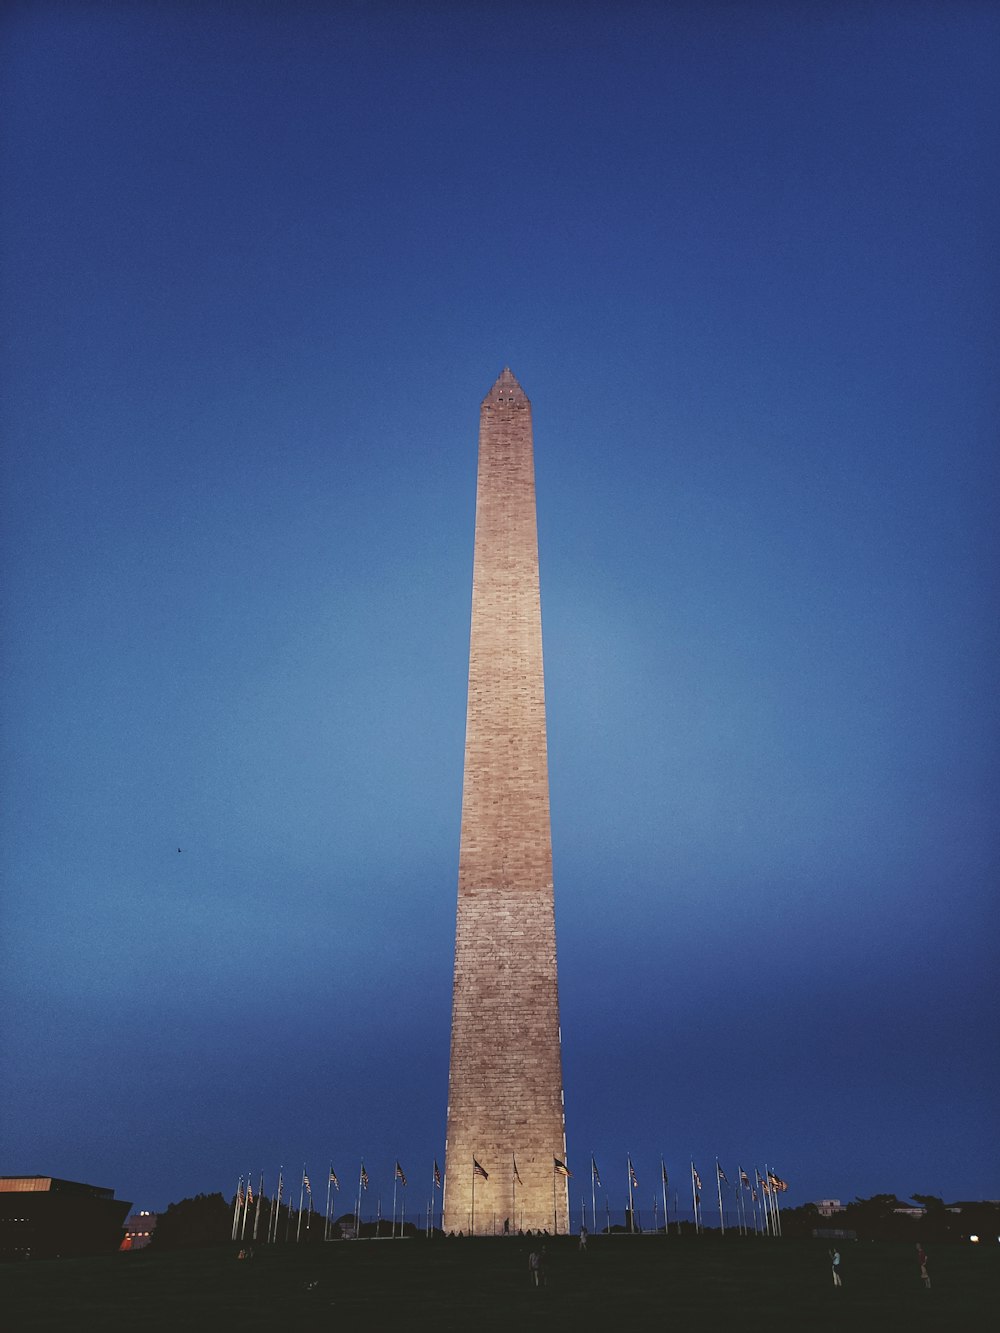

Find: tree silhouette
<box><xmin>148</xmin><ymin>1192</ymin><xmax>231</xmax><ymax>1250</ymax></box>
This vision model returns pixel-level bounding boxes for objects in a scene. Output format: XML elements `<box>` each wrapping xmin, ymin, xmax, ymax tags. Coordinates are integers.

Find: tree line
<box><xmin>142</xmin><ymin>1190</ymin><xmax>999</xmax><ymax>1250</ymax></box>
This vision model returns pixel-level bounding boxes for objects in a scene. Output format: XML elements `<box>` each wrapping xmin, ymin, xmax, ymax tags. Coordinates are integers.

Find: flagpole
<box><xmin>690</xmin><ymin>1162</ymin><xmax>699</xmax><ymax>1234</ymax></box>
<box><xmin>243</xmin><ymin>1172</ymin><xmax>254</xmax><ymax>1240</ymax></box>
<box><xmin>715</xmin><ymin>1160</ymin><xmax>725</xmax><ymax>1236</ymax></box>
<box><xmin>767</xmin><ymin>1166</ymin><xmax>783</xmax><ymax>1236</ymax></box>
<box><xmin>591</xmin><ymin>1155</ymin><xmax>597</xmax><ymax>1233</ymax></box>
<box><xmin>231</xmin><ymin>1176</ymin><xmax>242</xmax><ymax>1242</ymax></box>
<box><xmin>270</xmin><ymin>1166</ymin><xmax>283</xmax><ymax>1244</ymax></box>
<box><xmin>296</xmin><ymin>1166</ymin><xmax>305</xmax><ymax>1242</ymax></box>
<box><xmin>241</xmin><ymin>1171</ymin><xmax>251</xmax><ymax>1241</ymax></box>
<box><xmin>355</xmin><ymin>1164</ymin><xmax>363</xmax><ymax>1238</ymax></box>
<box><xmin>392</xmin><ymin>1172</ymin><xmax>397</xmax><ymax>1239</ymax></box>
<box><xmin>512</xmin><ymin>1155</ymin><xmax>516</xmax><ymax>1235</ymax></box>
<box><xmin>471</xmin><ymin>1158</ymin><xmax>476</xmax><ymax>1236</ymax></box>
<box><xmin>253</xmin><ymin>1172</ymin><xmax>263</xmax><ymax>1242</ymax></box>
<box><xmin>627</xmin><ymin>1157</ymin><xmax>634</xmax><ymax>1234</ymax></box>
<box><xmin>660</xmin><ymin>1159</ymin><xmax>668</xmax><ymax>1237</ymax></box>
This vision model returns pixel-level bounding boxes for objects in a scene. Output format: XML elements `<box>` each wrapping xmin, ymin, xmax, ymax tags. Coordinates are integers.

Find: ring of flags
<box><xmin>230</xmin><ymin>1155</ymin><xmax>789</xmax><ymax>1239</ymax></box>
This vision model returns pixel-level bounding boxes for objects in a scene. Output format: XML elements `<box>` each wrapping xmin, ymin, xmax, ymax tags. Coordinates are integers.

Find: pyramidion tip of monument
<box><xmin>483</xmin><ymin>366</ymin><xmax>530</xmax><ymax>406</ymax></box>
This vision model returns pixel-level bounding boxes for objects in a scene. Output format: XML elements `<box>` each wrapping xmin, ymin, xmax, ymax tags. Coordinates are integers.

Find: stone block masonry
<box><xmin>443</xmin><ymin>369</ymin><xmax>569</xmax><ymax>1235</ymax></box>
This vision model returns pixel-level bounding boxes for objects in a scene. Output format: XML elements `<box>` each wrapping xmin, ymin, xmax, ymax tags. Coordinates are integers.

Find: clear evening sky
<box><xmin>2</xmin><ymin>2</ymin><xmax>997</xmax><ymax>1215</ymax></box>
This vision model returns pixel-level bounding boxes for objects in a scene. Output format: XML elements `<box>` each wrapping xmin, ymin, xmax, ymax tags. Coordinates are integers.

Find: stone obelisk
<box><xmin>443</xmin><ymin>368</ymin><xmax>569</xmax><ymax>1235</ymax></box>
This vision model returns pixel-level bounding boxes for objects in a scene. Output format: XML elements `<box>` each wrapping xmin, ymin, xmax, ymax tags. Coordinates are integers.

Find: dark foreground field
<box><xmin>5</xmin><ymin>1234</ymin><xmax>997</xmax><ymax>1331</ymax></box>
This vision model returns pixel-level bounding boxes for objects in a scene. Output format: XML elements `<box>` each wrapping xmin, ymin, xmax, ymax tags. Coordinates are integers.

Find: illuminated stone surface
<box><xmin>443</xmin><ymin>369</ymin><xmax>568</xmax><ymax>1235</ymax></box>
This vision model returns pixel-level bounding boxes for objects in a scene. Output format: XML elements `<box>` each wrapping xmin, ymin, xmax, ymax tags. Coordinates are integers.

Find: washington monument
<box><xmin>443</xmin><ymin>368</ymin><xmax>569</xmax><ymax>1235</ymax></box>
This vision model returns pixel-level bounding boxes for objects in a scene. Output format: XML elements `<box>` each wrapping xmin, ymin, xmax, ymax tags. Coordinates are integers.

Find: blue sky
<box><xmin>2</xmin><ymin>1</ymin><xmax>997</xmax><ymax>1218</ymax></box>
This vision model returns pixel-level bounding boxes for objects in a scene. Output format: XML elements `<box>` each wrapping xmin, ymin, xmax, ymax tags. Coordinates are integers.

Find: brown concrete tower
<box><xmin>443</xmin><ymin>368</ymin><xmax>569</xmax><ymax>1235</ymax></box>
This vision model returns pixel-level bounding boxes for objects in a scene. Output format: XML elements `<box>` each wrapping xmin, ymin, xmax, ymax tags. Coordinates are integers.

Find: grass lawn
<box><xmin>4</xmin><ymin>1233</ymin><xmax>997</xmax><ymax>1331</ymax></box>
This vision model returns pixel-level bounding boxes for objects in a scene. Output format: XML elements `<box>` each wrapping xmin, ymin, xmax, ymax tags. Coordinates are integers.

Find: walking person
<box><xmin>528</xmin><ymin>1248</ymin><xmax>541</xmax><ymax>1287</ymax></box>
<box><xmin>830</xmin><ymin>1248</ymin><xmax>842</xmax><ymax>1287</ymax></box>
<box><xmin>916</xmin><ymin>1242</ymin><xmax>931</xmax><ymax>1289</ymax></box>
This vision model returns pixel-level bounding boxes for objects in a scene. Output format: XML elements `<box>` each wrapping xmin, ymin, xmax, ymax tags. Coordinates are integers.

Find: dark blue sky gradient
<box><xmin>2</xmin><ymin>1</ymin><xmax>998</xmax><ymax>1216</ymax></box>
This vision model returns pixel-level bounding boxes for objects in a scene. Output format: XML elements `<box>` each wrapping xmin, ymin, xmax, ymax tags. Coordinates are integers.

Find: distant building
<box><xmin>121</xmin><ymin>1210</ymin><xmax>157</xmax><ymax>1250</ymax></box>
<box><xmin>814</xmin><ymin>1199</ymin><xmax>845</xmax><ymax>1216</ymax></box>
<box><xmin>0</xmin><ymin>1176</ymin><xmax>132</xmax><ymax>1260</ymax></box>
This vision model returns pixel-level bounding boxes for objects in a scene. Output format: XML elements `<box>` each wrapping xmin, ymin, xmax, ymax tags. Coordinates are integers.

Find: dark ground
<box><xmin>4</xmin><ymin>1233</ymin><xmax>997</xmax><ymax>1331</ymax></box>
